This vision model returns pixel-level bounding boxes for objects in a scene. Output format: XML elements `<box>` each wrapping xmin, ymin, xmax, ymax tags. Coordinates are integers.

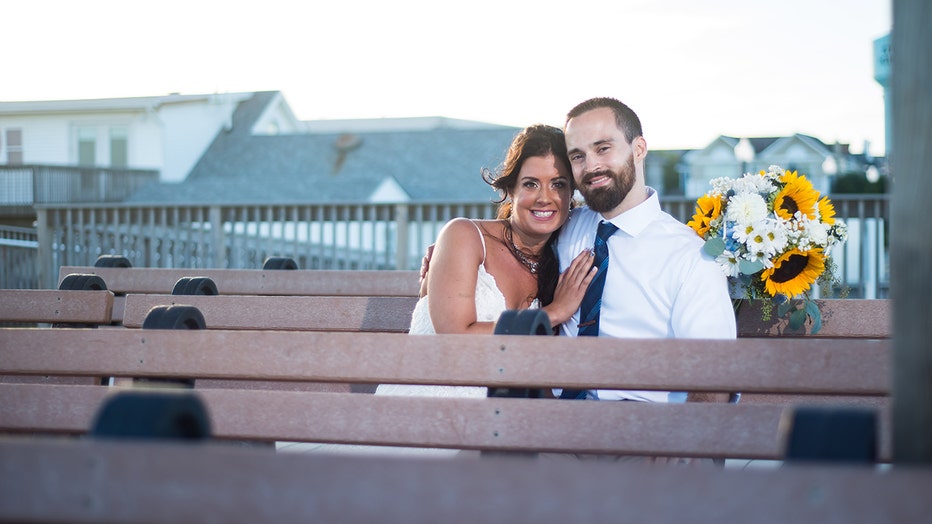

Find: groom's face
<box><xmin>565</xmin><ymin>107</ymin><xmax>637</xmax><ymax>214</ymax></box>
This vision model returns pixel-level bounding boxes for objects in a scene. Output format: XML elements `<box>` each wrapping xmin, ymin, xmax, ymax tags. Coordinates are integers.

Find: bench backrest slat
<box><xmin>0</xmin><ymin>290</ymin><xmax>114</xmax><ymax>324</ymax></box>
<box><xmin>118</xmin><ymin>295</ymin><xmax>891</xmax><ymax>337</ymax></box>
<box><xmin>58</xmin><ymin>267</ymin><xmax>420</xmax><ymax>297</ymax></box>
<box><xmin>55</xmin><ymin>264</ymin><xmax>891</xmax><ymax>338</ymax></box>
<box><xmin>121</xmin><ymin>295</ymin><xmax>417</xmax><ymax>332</ymax></box>
<box><xmin>0</xmin><ymin>383</ymin><xmax>890</xmax><ymax>460</ymax></box>
<box><xmin>0</xmin><ymin>329</ymin><xmax>890</xmax><ymax>395</ymax></box>
<box><xmin>736</xmin><ymin>299</ymin><xmax>889</xmax><ymax>338</ymax></box>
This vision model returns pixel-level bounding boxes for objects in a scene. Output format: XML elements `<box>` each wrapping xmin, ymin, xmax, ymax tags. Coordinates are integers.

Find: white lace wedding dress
<box><xmin>277</xmin><ymin>221</ymin><xmax>538</xmax><ymax>456</ymax></box>
<box><xmin>376</xmin><ymin>264</ymin><xmax>519</xmax><ymax>400</ymax></box>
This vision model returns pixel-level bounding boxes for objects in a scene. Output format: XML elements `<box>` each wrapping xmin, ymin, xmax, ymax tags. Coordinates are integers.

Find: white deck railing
<box><xmin>25</xmin><ymin>195</ymin><xmax>889</xmax><ymax>296</ymax></box>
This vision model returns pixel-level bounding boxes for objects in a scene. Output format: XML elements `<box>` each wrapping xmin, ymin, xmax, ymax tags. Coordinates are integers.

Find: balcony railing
<box><xmin>26</xmin><ymin>195</ymin><xmax>889</xmax><ymax>297</ymax></box>
<box><xmin>0</xmin><ymin>165</ymin><xmax>159</xmax><ymax>215</ymax></box>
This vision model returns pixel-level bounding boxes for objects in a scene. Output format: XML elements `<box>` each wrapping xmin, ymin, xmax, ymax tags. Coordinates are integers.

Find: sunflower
<box><xmin>761</xmin><ymin>248</ymin><xmax>825</xmax><ymax>297</ymax></box>
<box><xmin>818</xmin><ymin>196</ymin><xmax>836</xmax><ymax>225</ymax></box>
<box><xmin>687</xmin><ymin>194</ymin><xmax>722</xmax><ymax>237</ymax></box>
<box><xmin>773</xmin><ymin>171</ymin><xmax>819</xmax><ymax>220</ymax></box>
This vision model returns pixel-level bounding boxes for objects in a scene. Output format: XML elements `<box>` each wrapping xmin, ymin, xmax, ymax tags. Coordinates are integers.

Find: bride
<box><xmin>377</xmin><ymin>124</ymin><xmax>595</xmax><ymax>406</ymax></box>
<box><xmin>278</xmin><ymin>125</ymin><xmax>594</xmax><ymax>456</ymax></box>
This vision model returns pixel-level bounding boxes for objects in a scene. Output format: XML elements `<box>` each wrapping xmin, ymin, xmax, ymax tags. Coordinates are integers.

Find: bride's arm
<box><xmin>427</xmin><ymin>219</ymin><xmax>496</xmax><ymax>334</ymax></box>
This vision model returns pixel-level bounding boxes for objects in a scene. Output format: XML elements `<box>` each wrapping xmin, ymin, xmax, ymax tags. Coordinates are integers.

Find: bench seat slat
<box><xmin>0</xmin><ymin>329</ymin><xmax>890</xmax><ymax>395</ymax></box>
<box><xmin>0</xmin><ymin>383</ymin><xmax>892</xmax><ymax>460</ymax></box>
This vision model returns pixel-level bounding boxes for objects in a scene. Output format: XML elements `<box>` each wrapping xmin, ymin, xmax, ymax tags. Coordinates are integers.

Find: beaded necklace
<box><xmin>504</xmin><ymin>222</ymin><xmax>541</xmax><ymax>274</ymax></box>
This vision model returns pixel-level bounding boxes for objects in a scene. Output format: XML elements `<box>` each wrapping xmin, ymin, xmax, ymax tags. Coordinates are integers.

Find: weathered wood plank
<box><xmin>1</xmin><ymin>438</ymin><xmax>927</xmax><ymax>524</ymax></box>
<box><xmin>59</xmin><ymin>266</ymin><xmax>420</xmax><ymax>297</ymax></box>
<box><xmin>0</xmin><ymin>329</ymin><xmax>891</xmax><ymax>394</ymax></box>
<box><xmin>120</xmin><ymin>294</ymin><xmax>417</xmax><ymax>332</ymax></box>
<box><xmin>735</xmin><ymin>299</ymin><xmax>890</xmax><ymax>338</ymax></box>
<box><xmin>0</xmin><ymin>290</ymin><xmax>113</xmax><ymax>324</ymax></box>
<box><xmin>0</xmin><ymin>383</ymin><xmax>892</xmax><ymax>460</ymax></box>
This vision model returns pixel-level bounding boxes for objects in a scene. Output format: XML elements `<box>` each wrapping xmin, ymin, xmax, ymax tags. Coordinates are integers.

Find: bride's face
<box><xmin>508</xmin><ymin>153</ymin><xmax>572</xmax><ymax>240</ymax></box>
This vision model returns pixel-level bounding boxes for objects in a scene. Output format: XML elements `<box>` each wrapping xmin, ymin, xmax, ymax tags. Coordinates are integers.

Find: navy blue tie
<box><xmin>578</xmin><ymin>221</ymin><xmax>618</xmax><ymax>336</ymax></box>
<box><xmin>560</xmin><ymin>220</ymin><xmax>618</xmax><ymax>400</ymax></box>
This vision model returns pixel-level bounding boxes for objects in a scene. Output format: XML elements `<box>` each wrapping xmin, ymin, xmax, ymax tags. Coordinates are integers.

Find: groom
<box><xmin>554</xmin><ymin>96</ymin><xmax>735</xmax><ymax>404</ymax></box>
<box><xmin>417</xmin><ymin>97</ymin><xmax>735</xmax><ymax>402</ymax></box>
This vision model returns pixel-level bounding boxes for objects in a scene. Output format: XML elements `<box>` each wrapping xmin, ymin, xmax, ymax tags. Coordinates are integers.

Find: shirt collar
<box><xmin>602</xmin><ymin>187</ymin><xmax>661</xmax><ymax>237</ymax></box>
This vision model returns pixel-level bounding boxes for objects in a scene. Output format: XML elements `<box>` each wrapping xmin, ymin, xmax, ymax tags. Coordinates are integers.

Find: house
<box><xmin>0</xmin><ymin>91</ymin><xmax>257</xmax><ymax>183</ymax></box>
<box><xmin>677</xmin><ymin>134</ymin><xmax>885</xmax><ymax>198</ymax></box>
<box><xmin>126</xmin><ymin>91</ymin><xmax>522</xmax><ymax>205</ymax></box>
<box><xmin>0</xmin><ymin>92</ymin><xmax>258</xmax><ymax>226</ymax></box>
<box><xmin>1</xmin><ymin>91</ymin><xmax>528</xmax><ymax>230</ymax></box>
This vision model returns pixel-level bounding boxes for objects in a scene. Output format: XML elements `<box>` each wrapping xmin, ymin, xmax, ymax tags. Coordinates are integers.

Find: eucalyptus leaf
<box><xmin>789</xmin><ymin>308</ymin><xmax>807</xmax><ymax>330</ymax></box>
<box><xmin>809</xmin><ymin>310</ymin><xmax>822</xmax><ymax>335</ymax></box>
<box><xmin>703</xmin><ymin>237</ymin><xmax>726</xmax><ymax>258</ymax></box>
<box><xmin>777</xmin><ymin>299</ymin><xmax>794</xmax><ymax>318</ymax></box>
<box><xmin>805</xmin><ymin>300</ymin><xmax>822</xmax><ymax>335</ymax></box>
<box><xmin>738</xmin><ymin>259</ymin><xmax>765</xmax><ymax>275</ymax></box>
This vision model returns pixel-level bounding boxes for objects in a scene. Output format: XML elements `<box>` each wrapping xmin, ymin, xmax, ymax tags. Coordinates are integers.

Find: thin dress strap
<box><xmin>470</xmin><ymin>220</ymin><xmax>487</xmax><ymax>265</ymax></box>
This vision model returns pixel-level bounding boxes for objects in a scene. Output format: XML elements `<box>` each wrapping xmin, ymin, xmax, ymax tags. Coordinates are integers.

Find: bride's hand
<box><xmin>543</xmin><ymin>250</ymin><xmax>597</xmax><ymax>327</ymax></box>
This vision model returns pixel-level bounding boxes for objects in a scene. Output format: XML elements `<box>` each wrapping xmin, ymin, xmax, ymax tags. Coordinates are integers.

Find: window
<box><xmin>77</xmin><ymin>127</ymin><xmax>96</xmax><ymax>166</ymax></box>
<box><xmin>110</xmin><ymin>127</ymin><xmax>128</xmax><ymax>167</ymax></box>
<box><xmin>6</xmin><ymin>128</ymin><xmax>23</xmax><ymax>165</ymax></box>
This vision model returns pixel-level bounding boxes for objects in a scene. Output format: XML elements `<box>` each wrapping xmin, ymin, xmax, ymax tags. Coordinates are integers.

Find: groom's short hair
<box><xmin>566</xmin><ymin>97</ymin><xmax>643</xmax><ymax>144</ymax></box>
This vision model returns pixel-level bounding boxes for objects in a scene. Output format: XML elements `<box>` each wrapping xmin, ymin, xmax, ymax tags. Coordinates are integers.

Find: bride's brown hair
<box><xmin>482</xmin><ymin>124</ymin><xmax>574</xmax><ymax>308</ymax></box>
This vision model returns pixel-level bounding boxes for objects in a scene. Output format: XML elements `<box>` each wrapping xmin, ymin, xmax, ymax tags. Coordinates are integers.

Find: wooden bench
<box><xmin>0</xmin><ymin>327</ymin><xmax>891</xmax><ymax>461</ymax></box>
<box><xmin>0</xmin><ymin>288</ymin><xmax>117</xmax><ymax>385</ymax></box>
<box><xmin>2</xmin><ymin>436</ymin><xmax>928</xmax><ymax>524</ymax></box>
<box><xmin>0</xmin><ymin>295</ymin><xmax>900</xmax><ymax>522</ymax></box>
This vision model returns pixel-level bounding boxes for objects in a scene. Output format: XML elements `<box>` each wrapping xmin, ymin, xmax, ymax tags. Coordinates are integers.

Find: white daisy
<box><xmin>726</xmin><ymin>192</ymin><xmax>769</xmax><ymax>225</ymax></box>
<box><xmin>715</xmin><ymin>250</ymin><xmax>741</xmax><ymax>278</ymax></box>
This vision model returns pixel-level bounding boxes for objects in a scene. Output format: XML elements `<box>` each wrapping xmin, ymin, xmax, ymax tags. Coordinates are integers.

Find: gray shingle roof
<box><xmin>127</xmin><ymin>92</ymin><xmax>522</xmax><ymax>204</ymax></box>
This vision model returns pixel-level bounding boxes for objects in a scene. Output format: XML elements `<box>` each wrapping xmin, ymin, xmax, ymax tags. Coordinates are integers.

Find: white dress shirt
<box><xmin>556</xmin><ymin>188</ymin><xmax>737</xmax><ymax>402</ymax></box>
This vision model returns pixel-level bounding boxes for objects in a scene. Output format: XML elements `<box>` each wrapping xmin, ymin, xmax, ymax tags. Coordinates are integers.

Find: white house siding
<box><xmin>0</xmin><ymin>93</ymin><xmax>252</xmax><ymax>184</ymax></box>
<box><xmin>756</xmin><ymin>139</ymin><xmax>831</xmax><ymax>195</ymax></box>
<box><xmin>681</xmin><ymin>134</ymin><xmax>837</xmax><ymax>198</ymax></box>
<box><xmin>369</xmin><ymin>177</ymin><xmax>409</xmax><ymax>203</ymax></box>
<box><xmin>0</xmin><ymin>114</ymin><xmax>71</xmax><ymax>164</ymax></box>
<box><xmin>684</xmin><ymin>140</ymin><xmax>744</xmax><ymax>197</ymax></box>
<box><xmin>158</xmin><ymin>94</ymin><xmax>251</xmax><ymax>183</ymax></box>
<box><xmin>251</xmin><ymin>93</ymin><xmax>303</xmax><ymax>136</ymax></box>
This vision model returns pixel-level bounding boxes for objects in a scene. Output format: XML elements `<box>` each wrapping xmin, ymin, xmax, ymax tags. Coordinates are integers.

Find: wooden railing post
<box><xmin>394</xmin><ymin>204</ymin><xmax>409</xmax><ymax>270</ymax></box>
<box><xmin>35</xmin><ymin>208</ymin><xmax>54</xmax><ymax>289</ymax></box>
<box><xmin>209</xmin><ymin>206</ymin><xmax>227</xmax><ymax>269</ymax></box>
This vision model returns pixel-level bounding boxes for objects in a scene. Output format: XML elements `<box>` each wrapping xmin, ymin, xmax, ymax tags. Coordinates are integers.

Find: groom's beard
<box><xmin>580</xmin><ymin>152</ymin><xmax>636</xmax><ymax>213</ymax></box>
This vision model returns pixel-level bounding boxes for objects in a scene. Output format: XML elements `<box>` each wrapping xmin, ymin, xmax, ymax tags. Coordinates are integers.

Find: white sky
<box><xmin>4</xmin><ymin>0</ymin><xmax>891</xmax><ymax>155</ymax></box>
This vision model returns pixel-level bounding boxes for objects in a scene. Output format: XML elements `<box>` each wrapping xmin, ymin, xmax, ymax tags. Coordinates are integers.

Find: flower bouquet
<box><xmin>687</xmin><ymin>165</ymin><xmax>848</xmax><ymax>334</ymax></box>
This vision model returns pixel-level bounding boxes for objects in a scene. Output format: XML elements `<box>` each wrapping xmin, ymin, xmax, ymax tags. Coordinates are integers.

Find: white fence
<box><xmin>18</xmin><ymin>195</ymin><xmax>889</xmax><ymax>296</ymax></box>
<box><xmin>0</xmin><ymin>226</ymin><xmax>39</xmax><ymax>289</ymax></box>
